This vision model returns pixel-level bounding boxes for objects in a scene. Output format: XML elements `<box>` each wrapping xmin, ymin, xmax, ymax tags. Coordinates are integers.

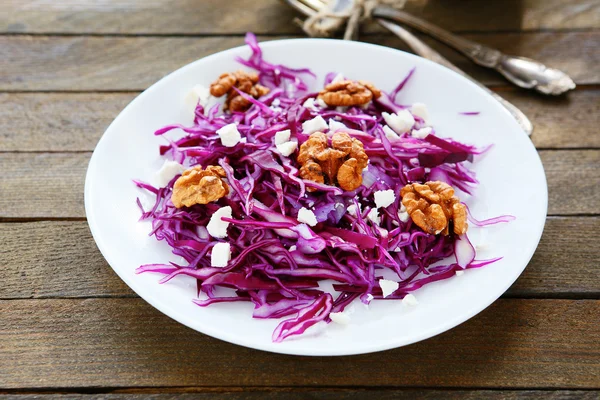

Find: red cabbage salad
<box><xmin>135</xmin><ymin>33</ymin><xmax>513</xmax><ymax>343</ymax></box>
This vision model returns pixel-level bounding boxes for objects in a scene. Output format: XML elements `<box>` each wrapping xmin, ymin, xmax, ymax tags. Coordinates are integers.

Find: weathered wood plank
<box><xmin>0</xmin><ymin>299</ymin><xmax>598</xmax><ymax>388</ymax></box>
<box><xmin>2</xmin><ymin>90</ymin><xmax>598</xmax><ymax>152</ymax></box>
<box><xmin>0</xmin><ymin>93</ymin><xmax>135</xmax><ymax>152</ymax></box>
<box><xmin>1</xmin><ymin>32</ymin><xmax>598</xmax><ymax>91</ymax></box>
<box><xmin>0</xmin><ymin>390</ymin><xmax>597</xmax><ymax>399</ymax></box>
<box><xmin>1</xmin><ymin>218</ymin><xmax>598</xmax><ymax>299</ymax></box>
<box><xmin>1</xmin><ymin>150</ymin><xmax>597</xmax><ymax>219</ymax></box>
<box><xmin>1</xmin><ymin>0</ymin><xmax>598</xmax><ymax>34</ymax></box>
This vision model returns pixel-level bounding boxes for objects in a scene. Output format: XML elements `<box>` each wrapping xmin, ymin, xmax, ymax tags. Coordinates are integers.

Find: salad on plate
<box><xmin>134</xmin><ymin>33</ymin><xmax>512</xmax><ymax>343</ymax></box>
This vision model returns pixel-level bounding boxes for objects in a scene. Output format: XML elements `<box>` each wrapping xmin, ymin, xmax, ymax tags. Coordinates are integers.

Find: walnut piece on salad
<box><xmin>171</xmin><ymin>165</ymin><xmax>229</xmax><ymax>208</ymax></box>
<box><xmin>400</xmin><ymin>181</ymin><xmax>468</xmax><ymax>235</ymax></box>
<box><xmin>298</xmin><ymin>132</ymin><xmax>368</xmax><ymax>191</ymax></box>
<box><xmin>209</xmin><ymin>70</ymin><xmax>270</xmax><ymax>112</ymax></box>
<box><xmin>317</xmin><ymin>80</ymin><xmax>381</xmax><ymax>107</ymax></box>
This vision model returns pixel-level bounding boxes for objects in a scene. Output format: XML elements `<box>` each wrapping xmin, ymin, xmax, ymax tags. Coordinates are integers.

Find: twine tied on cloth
<box><xmin>302</xmin><ymin>0</ymin><xmax>406</xmax><ymax>40</ymax></box>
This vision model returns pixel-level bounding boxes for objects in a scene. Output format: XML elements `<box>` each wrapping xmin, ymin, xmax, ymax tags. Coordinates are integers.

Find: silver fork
<box><xmin>282</xmin><ymin>0</ymin><xmax>534</xmax><ymax>136</ymax></box>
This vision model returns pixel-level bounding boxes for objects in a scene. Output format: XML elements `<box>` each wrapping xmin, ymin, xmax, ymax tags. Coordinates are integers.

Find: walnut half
<box><xmin>400</xmin><ymin>181</ymin><xmax>468</xmax><ymax>235</ymax></box>
<box><xmin>298</xmin><ymin>132</ymin><xmax>368</xmax><ymax>191</ymax></box>
<box><xmin>317</xmin><ymin>80</ymin><xmax>381</xmax><ymax>107</ymax></box>
<box><xmin>171</xmin><ymin>165</ymin><xmax>229</xmax><ymax>208</ymax></box>
<box><xmin>209</xmin><ymin>70</ymin><xmax>270</xmax><ymax>112</ymax></box>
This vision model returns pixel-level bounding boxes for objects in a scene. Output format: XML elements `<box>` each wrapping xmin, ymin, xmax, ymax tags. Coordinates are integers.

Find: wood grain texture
<box><xmin>1</xmin><ymin>218</ymin><xmax>598</xmax><ymax>299</ymax></box>
<box><xmin>1</xmin><ymin>150</ymin><xmax>597</xmax><ymax>219</ymax></box>
<box><xmin>1</xmin><ymin>32</ymin><xmax>598</xmax><ymax>91</ymax></box>
<box><xmin>2</xmin><ymin>90</ymin><xmax>598</xmax><ymax>152</ymax></box>
<box><xmin>2</xmin><ymin>0</ymin><xmax>598</xmax><ymax>34</ymax></box>
<box><xmin>0</xmin><ymin>299</ymin><xmax>598</xmax><ymax>389</ymax></box>
<box><xmin>0</xmin><ymin>391</ymin><xmax>597</xmax><ymax>399</ymax></box>
<box><xmin>0</xmin><ymin>93</ymin><xmax>135</xmax><ymax>152</ymax></box>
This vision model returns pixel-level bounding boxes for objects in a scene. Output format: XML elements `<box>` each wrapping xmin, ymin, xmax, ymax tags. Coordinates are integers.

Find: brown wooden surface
<box><xmin>1</xmin><ymin>0</ymin><xmax>599</xmax><ymax>397</ymax></box>
<box><xmin>2</xmin><ymin>0</ymin><xmax>599</xmax><ymax>34</ymax></box>
<box><xmin>1</xmin><ymin>299</ymin><xmax>599</xmax><ymax>389</ymax></box>
<box><xmin>2</xmin><ymin>32</ymin><xmax>599</xmax><ymax>91</ymax></box>
<box><xmin>0</xmin><ymin>392</ymin><xmax>597</xmax><ymax>399</ymax></box>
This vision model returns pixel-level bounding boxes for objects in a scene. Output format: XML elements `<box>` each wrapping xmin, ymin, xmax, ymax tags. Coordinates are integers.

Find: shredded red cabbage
<box><xmin>135</xmin><ymin>33</ymin><xmax>508</xmax><ymax>342</ymax></box>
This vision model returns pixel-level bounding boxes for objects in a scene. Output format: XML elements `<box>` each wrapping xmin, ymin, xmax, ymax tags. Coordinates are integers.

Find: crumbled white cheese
<box><xmin>382</xmin><ymin>110</ymin><xmax>415</xmax><ymax>134</ymax></box>
<box><xmin>153</xmin><ymin>160</ymin><xmax>185</xmax><ymax>187</ymax></box>
<box><xmin>289</xmin><ymin>245</ymin><xmax>297</xmax><ymax>252</ymax></box>
<box><xmin>207</xmin><ymin>206</ymin><xmax>232</xmax><ymax>238</ymax></box>
<box><xmin>274</xmin><ymin>129</ymin><xmax>291</xmax><ymax>145</ymax></box>
<box><xmin>297</xmin><ymin>207</ymin><xmax>318</xmax><ymax>226</ymax></box>
<box><xmin>379</xmin><ymin>279</ymin><xmax>399</xmax><ymax>298</ymax></box>
<box><xmin>329</xmin><ymin>311</ymin><xmax>351</xmax><ymax>325</ymax></box>
<box><xmin>374</xmin><ymin>189</ymin><xmax>396</xmax><ymax>208</ymax></box>
<box><xmin>412</xmin><ymin>126</ymin><xmax>433</xmax><ymax>139</ymax></box>
<box><xmin>302</xmin><ymin>115</ymin><xmax>328</xmax><ymax>134</ymax></box>
<box><xmin>411</xmin><ymin>102</ymin><xmax>429</xmax><ymax>123</ymax></box>
<box><xmin>316</xmin><ymin>98</ymin><xmax>328</xmax><ymax>108</ymax></box>
<box><xmin>184</xmin><ymin>84</ymin><xmax>211</xmax><ymax>112</ymax></box>
<box><xmin>366</xmin><ymin>294</ymin><xmax>374</xmax><ymax>302</ymax></box>
<box><xmin>383</xmin><ymin>125</ymin><xmax>400</xmax><ymax>140</ymax></box>
<box><xmin>367</xmin><ymin>208</ymin><xmax>380</xmax><ymax>225</ymax></box>
<box><xmin>216</xmin><ymin>123</ymin><xmax>242</xmax><ymax>147</ymax></box>
<box><xmin>303</xmin><ymin>97</ymin><xmax>318</xmax><ymax>111</ymax></box>
<box><xmin>270</xmin><ymin>106</ymin><xmax>283</xmax><ymax>113</ymax></box>
<box><xmin>272</xmin><ymin>98</ymin><xmax>280</xmax><ymax>107</ymax></box>
<box><xmin>347</xmin><ymin>204</ymin><xmax>359</xmax><ymax>217</ymax></box>
<box><xmin>402</xmin><ymin>293</ymin><xmax>419</xmax><ymax>306</ymax></box>
<box><xmin>328</xmin><ymin>119</ymin><xmax>347</xmax><ymax>132</ymax></box>
<box><xmin>276</xmin><ymin>140</ymin><xmax>298</xmax><ymax>157</ymax></box>
<box><xmin>398</xmin><ymin>203</ymin><xmax>410</xmax><ymax>223</ymax></box>
<box><xmin>331</xmin><ymin>73</ymin><xmax>345</xmax><ymax>84</ymax></box>
<box><xmin>211</xmin><ymin>242</ymin><xmax>231</xmax><ymax>267</ymax></box>
<box><xmin>455</xmin><ymin>270</ymin><xmax>465</xmax><ymax>276</ymax></box>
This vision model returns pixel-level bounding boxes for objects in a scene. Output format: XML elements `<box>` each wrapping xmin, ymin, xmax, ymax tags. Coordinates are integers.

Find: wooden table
<box><xmin>1</xmin><ymin>1</ymin><xmax>599</xmax><ymax>398</ymax></box>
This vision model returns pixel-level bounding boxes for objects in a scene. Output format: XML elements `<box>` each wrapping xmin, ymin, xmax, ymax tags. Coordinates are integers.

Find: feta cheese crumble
<box><xmin>276</xmin><ymin>141</ymin><xmax>298</xmax><ymax>157</ymax></box>
<box><xmin>402</xmin><ymin>293</ymin><xmax>419</xmax><ymax>306</ymax></box>
<box><xmin>302</xmin><ymin>115</ymin><xmax>328</xmax><ymax>134</ymax></box>
<box><xmin>216</xmin><ymin>123</ymin><xmax>242</xmax><ymax>147</ymax></box>
<box><xmin>289</xmin><ymin>245</ymin><xmax>297</xmax><ymax>252</ymax></box>
<box><xmin>367</xmin><ymin>208</ymin><xmax>380</xmax><ymax>225</ymax></box>
<box><xmin>207</xmin><ymin>206</ymin><xmax>232</xmax><ymax>238</ymax></box>
<box><xmin>398</xmin><ymin>203</ymin><xmax>410</xmax><ymax>222</ymax></box>
<box><xmin>302</xmin><ymin>97</ymin><xmax>318</xmax><ymax>111</ymax></box>
<box><xmin>184</xmin><ymin>84</ymin><xmax>211</xmax><ymax>112</ymax></box>
<box><xmin>374</xmin><ymin>189</ymin><xmax>396</xmax><ymax>208</ymax></box>
<box><xmin>211</xmin><ymin>242</ymin><xmax>231</xmax><ymax>267</ymax></box>
<box><xmin>153</xmin><ymin>160</ymin><xmax>185</xmax><ymax>188</ymax></box>
<box><xmin>382</xmin><ymin>110</ymin><xmax>415</xmax><ymax>134</ymax></box>
<box><xmin>316</xmin><ymin>98</ymin><xmax>328</xmax><ymax>108</ymax></box>
<box><xmin>411</xmin><ymin>102</ymin><xmax>429</xmax><ymax>123</ymax></box>
<box><xmin>297</xmin><ymin>207</ymin><xmax>318</xmax><ymax>226</ymax></box>
<box><xmin>379</xmin><ymin>279</ymin><xmax>399</xmax><ymax>298</ymax></box>
<box><xmin>329</xmin><ymin>311</ymin><xmax>351</xmax><ymax>325</ymax></box>
<box><xmin>412</xmin><ymin>126</ymin><xmax>433</xmax><ymax>139</ymax></box>
<box><xmin>272</xmin><ymin>98</ymin><xmax>280</xmax><ymax>107</ymax></box>
<box><xmin>347</xmin><ymin>204</ymin><xmax>360</xmax><ymax>217</ymax></box>
<box><xmin>328</xmin><ymin>119</ymin><xmax>347</xmax><ymax>132</ymax></box>
<box><xmin>383</xmin><ymin>125</ymin><xmax>400</xmax><ymax>140</ymax></box>
<box><xmin>274</xmin><ymin>129</ymin><xmax>291</xmax><ymax>145</ymax></box>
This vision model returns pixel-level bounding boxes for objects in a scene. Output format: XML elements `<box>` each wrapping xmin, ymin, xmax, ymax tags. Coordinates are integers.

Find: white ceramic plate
<box><xmin>85</xmin><ymin>38</ymin><xmax>547</xmax><ymax>356</ymax></box>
